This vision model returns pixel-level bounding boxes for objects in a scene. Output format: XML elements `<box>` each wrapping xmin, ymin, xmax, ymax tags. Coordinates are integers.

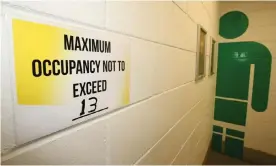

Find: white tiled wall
<box><xmin>130</xmin><ymin>38</ymin><xmax>196</xmax><ymax>102</ymax></box>
<box><xmin>1</xmin><ymin>1</ymin><xmax>218</xmax><ymax>164</ymax></box>
<box><xmin>219</xmin><ymin>1</ymin><xmax>276</xmax><ymax>156</ymax></box>
<box><xmin>5</xmin><ymin>0</ymin><xmax>106</xmax><ymax>28</ymax></box>
<box><xmin>106</xmin><ymin>1</ymin><xmax>198</xmax><ymax>52</ymax></box>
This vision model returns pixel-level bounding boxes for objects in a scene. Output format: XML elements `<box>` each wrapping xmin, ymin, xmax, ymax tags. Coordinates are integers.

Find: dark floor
<box><xmin>205</xmin><ymin>150</ymin><xmax>250</xmax><ymax>165</ymax></box>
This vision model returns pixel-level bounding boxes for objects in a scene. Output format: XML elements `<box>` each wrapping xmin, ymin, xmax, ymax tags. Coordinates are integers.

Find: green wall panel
<box><xmin>226</xmin><ymin>128</ymin><xmax>245</xmax><ymax>138</ymax></box>
<box><xmin>225</xmin><ymin>137</ymin><xmax>244</xmax><ymax>159</ymax></box>
<box><xmin>212</xmin><ymin>133</ymin><xmax>223</xmax><ymax>153</ymax></box>
<box><xmin>214</xmin><ymin>98</ymin><xmax>247</xmax><ymax>126</ymax></box>
<box><xmin>213</xmin><ymin>125</ymin><xmax>223</xmax><ymax>133</ymax></box>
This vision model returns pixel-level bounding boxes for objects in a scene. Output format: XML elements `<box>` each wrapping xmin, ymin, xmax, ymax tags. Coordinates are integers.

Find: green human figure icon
<box><xmin>212</xmin><ymin>11</ymin><xmax>272</xmax><ymax>159</ymax></box>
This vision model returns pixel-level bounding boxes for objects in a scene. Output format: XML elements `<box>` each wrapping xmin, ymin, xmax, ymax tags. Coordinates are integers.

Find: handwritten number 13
<box><xmin>80</xmin><ymin>97</ymin><xmax>98</xmax><ymax>116</ymax></box>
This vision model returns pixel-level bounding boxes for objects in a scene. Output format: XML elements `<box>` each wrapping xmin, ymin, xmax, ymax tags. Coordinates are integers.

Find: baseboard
<box><xmin>202</xmin><ymin>140</ymin><xmax>212</xmax><ymax>165</ymax></box>
<box><xmin>243</xmin><ymin>147</ymin><xmax>276</xmax><ymax>165</ymax></box>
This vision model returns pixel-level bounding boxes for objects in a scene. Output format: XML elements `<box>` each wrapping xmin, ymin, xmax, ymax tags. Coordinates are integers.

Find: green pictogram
<box><xmin>212</xmin><ymin>11</ymin><xmax>272</xmax><ymax>160</ymax></box>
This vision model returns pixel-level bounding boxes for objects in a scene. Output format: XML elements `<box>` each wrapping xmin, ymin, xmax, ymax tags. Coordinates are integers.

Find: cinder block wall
<box><xmin>1</xmin><ymin>1</ymin><xmax>219</xmax><ymax>165</ymax></box>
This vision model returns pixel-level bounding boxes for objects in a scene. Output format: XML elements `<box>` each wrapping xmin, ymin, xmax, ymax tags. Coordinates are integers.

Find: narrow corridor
<box><xmin>1</xmin><ymin>1</ymin><xmax>276</xmax><ymax>165</ymax></box>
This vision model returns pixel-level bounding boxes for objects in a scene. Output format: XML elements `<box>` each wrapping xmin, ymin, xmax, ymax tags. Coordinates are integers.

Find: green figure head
<box><xmin>220</xmin><ymin>11</ymin><xmax>249</xmax><ymax>39</ymax></box>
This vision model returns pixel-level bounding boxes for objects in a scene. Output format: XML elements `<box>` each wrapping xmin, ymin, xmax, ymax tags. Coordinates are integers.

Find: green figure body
<box><xmin>212</xmin><ymin>11</ymin><xmax>272</xmax><ymax>159</ymax></box>
<box><xmin>217</xmin><ymin>41</ymin><xmax>271</xmax><ymax>112</ymax></box>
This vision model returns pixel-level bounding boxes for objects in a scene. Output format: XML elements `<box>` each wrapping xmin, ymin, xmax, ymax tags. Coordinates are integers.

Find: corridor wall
<box><xmin>1</xmin><ymin>1</ymin><xmax>219</xmax><ymax>164</ymax></box>
<box><xmin>213</xmin><ymin>1</ymin><xmax>276</xmax><ymax>164</ymax></box>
